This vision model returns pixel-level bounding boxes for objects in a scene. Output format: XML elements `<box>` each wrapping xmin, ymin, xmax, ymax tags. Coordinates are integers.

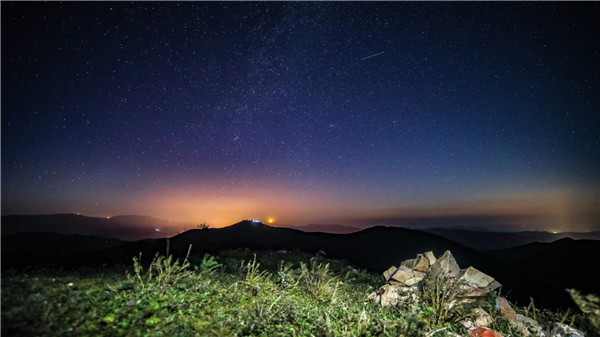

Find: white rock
<box><xmin>401</xmin><ymin>258</ymin><xmax>416</xmax><ymax>269</ymax></box>
<box><xmin>390</xmin><ymin>266</ymin><xmax>415</xmax><ymax>284</ymax></box>
<box><xmin>379</xmin><ymin>284</ymin><xmax>401</xmax><ymax>307</ymax></box>
<box><xmin>459</xmin><ymin>266</ymin><xmax>495</xmax><ymax>288</ymax></box>
<box><xmin>383</xmin><ymin>266</ymin><xmax>397</xmax><ymax>281</ymax></box>
<box><xmin>424</xmin><ymin>251</ymin><xmax>436</xmax><ymax>265</ymax></box>
<box><xmin>390</xmin><ymin>266</ymin><xmax>425</xmax><ymax>286</ymax></box>
<box><xmin>485</xmin><ymin>280</ymin><xmax>502</xmax><ymax>292</ymax></box>
<box><xmin>430</xmin><ymin>250</ymin><xmax>460</xmax><ymax>277</ymax></box>
<box><xmin>511</xmin><ymin>314</ymin><xmax>545</xmax><ymax>337</ymax></box>
<box><xmin>367</xmin><ymin>291</ymin><xmax>380</xmax><ymax>304</ymax></box>
<box><xmin>461</xmin><ymin>307</ymin><xmax>493</xmax><ymax>330</ymax></box>
<box><xmin>413</xmin><ymin>254</ymin><xmax>430</xmax><ymax>272</ymax></box>
<box><xmin>549</xmin><ymin>322</ymin><xmax>585</xmax><ymax>337</ymax></box>
<box><xmin>404</xmin><ymin>270</ymin><xmax>426</xmax><ymax>286</ymax></box>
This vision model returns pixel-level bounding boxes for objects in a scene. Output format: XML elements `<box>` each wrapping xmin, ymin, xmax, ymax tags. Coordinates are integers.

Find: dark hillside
<box><xmin>2</xmin><ymin>232</ymin><xmax>125</xmax><ymax>266</ymax></box>
<box><xmin>1</xmin><ymin>214</ymin><xmax>184</xmax><ymax>240</ymax></box>
<box><xmin>424</xmin><ymin>228</ymin><xmax>600</xmax><ymax>251</ymax></box>
<box><xmin>489</xmin><ymin>238</ymin><xmax>600</xmax><ymax>295</ymax></box>
<box><xmin>3</xmin><ymin>220</ymin><xmax>592</xmax><ymax>309</ymax></box>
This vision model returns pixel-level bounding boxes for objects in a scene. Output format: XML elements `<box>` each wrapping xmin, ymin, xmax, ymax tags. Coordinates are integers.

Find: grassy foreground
<box><xmin>1</xmin><ymin>248</ymin><xmax>596</xmax><ymax>337</ymax></box>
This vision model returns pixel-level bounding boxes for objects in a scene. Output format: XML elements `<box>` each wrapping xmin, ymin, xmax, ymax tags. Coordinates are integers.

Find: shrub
<box><xmin>421</xmin><ymin>269</ymin><xmax>477</xmax><ymax>327</ymax></box>
<box><xmin>242</xmin><ymin>254</ymin><xmax>269</xmax><ymax>286</ymax></box>
<box><xmin>194</xmin><ymin>253</ymin><xmax>222</xmax><ymax>273</ymax></box>
<box><xmin>276</xmin><ymin>260</ymin><xmax>297</xmax><ymax>289</ymax></box>
<box><xmin>127</xmin><ymin>243</ymin><xmax>192</xmax><ymax>294</ymax></box>
<box><xmin>568</xmin><ymin>289</ymin><xmax>600</xmax><ymax>331</ymax></box>
<box><xmin>299</xmin><ymin>257</ymin><xmax>341</xmax><ymax>302</ymax></box>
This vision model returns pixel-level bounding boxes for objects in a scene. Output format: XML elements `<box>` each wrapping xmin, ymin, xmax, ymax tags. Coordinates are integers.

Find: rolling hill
<box><xmin>291</xmin><ymin>224</ymin><xmax>361</xmax><ymax>234</ymax></box>
<box><xmin>4</xmin><ymin>219</ymin><xmax>593</xmax><ymax>309</ymax></box>
<box><xmin>4</xmin><ymin>217</ymin><xmax>599</xmax><ymax>309</ymax></box>
<box><xmin>1</xmin><ymin>214</ymin><xmax>190</xmax><ymax>240</ymax></box>
<box><xmin>488</xmin><ymin>238</ymin><xmax>600</xmax><ymax>295</ymax></box>
<box><xmin>2</xmin><ymin>232</ymin><xmax>126</xmax><ymax>265</ymax></box>
<box><xmin>423</xmin><ymin>228</ymin><xmax>600</xmax><ymax>250</ymax></box>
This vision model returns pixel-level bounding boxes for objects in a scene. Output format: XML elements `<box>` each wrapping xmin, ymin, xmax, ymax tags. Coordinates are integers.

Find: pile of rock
<box><xmin>368</xmin><ymin>250</ymin><xmax>501</xmax><ymax>307</ymax></box>
<box><xmin>367</xmin><ymin>250</ymin><xmax>586</xmax><ymax>337</ymax></box>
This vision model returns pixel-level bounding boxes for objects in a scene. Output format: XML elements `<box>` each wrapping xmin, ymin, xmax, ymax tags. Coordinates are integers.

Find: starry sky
<box><xmin>2</xmin><ymin>2</ymin><xmax>598</xmax><ymax>232</ymax></box>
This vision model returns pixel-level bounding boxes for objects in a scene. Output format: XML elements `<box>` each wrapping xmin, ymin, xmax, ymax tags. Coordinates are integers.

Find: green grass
<box><xmin>1</xmin><ymin>248</ymin><xmax>597</xmax><ymax>337</ymax></box>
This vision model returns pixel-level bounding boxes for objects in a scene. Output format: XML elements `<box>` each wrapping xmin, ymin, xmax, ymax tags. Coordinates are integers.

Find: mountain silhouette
<box><xmin>488</xmin><ymin>238</ymin><xmax>600</xmax><ymax>295</ymax></box>
<box><xmin>3</xmin><ymin>218</ymin><xmax>597</xmax><ymax>309</ymax></box>
<box><xmin>2</xmin><ymin>232</ymin><xmax>126</xmax><ymax>265</ymax></box>
<box><xmin>423</xmin><ymin>228</ymin><xmax>600</xmax><ymax>250</ymax></box>
<box><xmin>1</xmin><ymin>214</ymin><xmax>190</xmax><ymax>240</ymax></box>
<box><xmin>291</xmin><ymin>224</ymin><xmax>361</xmax><ymax>234</ymax></box>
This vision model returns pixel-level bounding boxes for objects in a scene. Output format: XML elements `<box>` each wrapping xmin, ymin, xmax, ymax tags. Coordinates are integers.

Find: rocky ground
<box><xmin>368</xmin><ymin>250</ymin><xmax>597</xmax><ymax>337</ymax></box>
<box><xmin>2</xmin><ymin>248</ymin><xmax>598</xmax><ymax>336</ymax></box>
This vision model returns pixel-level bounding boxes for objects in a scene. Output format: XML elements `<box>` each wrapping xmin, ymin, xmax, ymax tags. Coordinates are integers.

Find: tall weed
<box><xmin>128</xmin><ymin>242</ymin><xmax>192</xmax><ymax>295</ymax></box>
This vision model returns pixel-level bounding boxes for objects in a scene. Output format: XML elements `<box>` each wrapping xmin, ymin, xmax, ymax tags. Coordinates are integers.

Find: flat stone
<box><xmin>403</xmin><ymin>270</ymin><xmax>425</xmax><ymax>286</ymax></box>
<box><xmin>461</xmin><ymin>307</ymin><xmax>493</xmax><ymax>330</ymax></box>
<box><xmin>473</xmin><ymin>308</ymin><xmax>493</xmax><ymax>327</ymax></box>
<box><xmin>367</xmin><ymin>291</ymin><xmax>380</xmax><ymax>303</ymax></box>
<box><xmin>383</xmin><ymin>266</ymin><xmax>397</xmax><ymax>281</ymax></box>
<box><xmin>430</xmin><ymin>250</ymin><xmax>460</xmax><ymax>277</ymax></box>
<box><xmin>401</xmin><ymin>258</ymin><xmax>416</xmax><ymax>269</ymax></box>
<box><xmin>549</xmin><ymin>323</ymin><xmax>585</xmax><ymax>337</ymax></box>
<box><xmin>496</xmin><ymin>297</ymin><xmax>516</xmax><ymax>319</ymax></box>
<box><xmin>379</xmin><ymin>284</ymin><xmax>401</xmax><ymax>307</ymax></box>
<box><xmin>509</xmin><ymin>317</ymin><xmax>530</xmax><ymax>336</ymax></box>
<box><xmin>390</xmin><ymin>266</ymin><xmax>415</xmax><ymax>284</ymax></box>
<box><xmin>390</xmin><ymin>266</ymin><xmax>426</xmax><ymax>286</ymax></box>
<box><xmin>518</xmin><ymin>315</ymin><xmax>542</xmax><ymax>331</ymax></box>
<box><xmin>485</xmin><ymin>280</ymin><xmax>502</xmax><ymax>292</ymax></box>
<box><xmin>413</xmin><ymin>254</ymin><xmax>430</xmax><ymax>272</ymax></box>
<box><xmin>461</xmin><ymin>286</ymin><xmax>490</xmax><ymax>298</ymax></box>
<box><xmin>459</xmin><ymin>266</ymin><xmax>495</xmax><ymax>288</ymax></box>
<box><xmin>389</xmin><ymin>280</ymin><xmax>404</xmax><ymax>286</ymax></box>
<box><xmin>424</xmin><ymin>251</ymin><xmax>436</xmax><ymax>265</ymax></box>
<box><xmin>511</xmin><ymin>314</ymin><xmax>545</xmax><ymax>337</ymax></box>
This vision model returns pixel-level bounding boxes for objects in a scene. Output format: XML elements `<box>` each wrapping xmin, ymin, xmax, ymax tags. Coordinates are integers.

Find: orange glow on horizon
<box><xmin>73</xmin><ymin>181</ymin><xmax>598</xmax><ymax>232</ymax></box>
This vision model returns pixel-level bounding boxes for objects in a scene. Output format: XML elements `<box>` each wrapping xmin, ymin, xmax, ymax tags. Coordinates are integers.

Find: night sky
<box><xmin>2</xmin><ymin>2</ymin><xmax>598</xmax><ymax>232</ymax></box>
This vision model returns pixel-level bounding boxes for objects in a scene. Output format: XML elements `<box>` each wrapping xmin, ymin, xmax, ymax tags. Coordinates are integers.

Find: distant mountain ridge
<box><xmin>291</xmin><ymin>224</ymin><xmax>361</xmax><ymax>234</ymax></box>
<box><xmin>3</xmin><ymin>214</ymin><xmax>598</xmax><ymax>250</ymax></box>
<box><xmin>4</xmin><ymin>214</ymin><xmax>599</xmax><ymax>250</ymax></box>
<box><xmin>2</xmin><ymin>232</ymin><xmax>126</xmax><ymax>263</ymax></box>
<box><xmin>1</xmin><ymin>214</ymin><xmax>192</xmax><ymax>240</ymax></box>
<box><xmin>423</xmin><ymin>228</ymin><xmax>600</xmax><ymax>251</ymax></box>
<box><xmin>5</xmin><ymin>219</ymin><xmax>596</xmax><ymax>309</ymax></box>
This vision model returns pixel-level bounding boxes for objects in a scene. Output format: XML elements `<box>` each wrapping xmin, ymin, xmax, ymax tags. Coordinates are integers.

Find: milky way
<box><xmin>2</xmin><ymin>2</ymin><xmax>598</xmax><ymax>231</ymax></box>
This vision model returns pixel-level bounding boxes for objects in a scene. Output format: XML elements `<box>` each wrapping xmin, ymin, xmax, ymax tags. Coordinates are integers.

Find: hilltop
<box><xmin>3</xmin><ymin>219</ymin><xmax>600</xmax><ymax>310</ymax></box>
<box><xmin>2</xmin><ymin>248</ymin><xmax>597</xmax><ymax>337</ymax></box>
